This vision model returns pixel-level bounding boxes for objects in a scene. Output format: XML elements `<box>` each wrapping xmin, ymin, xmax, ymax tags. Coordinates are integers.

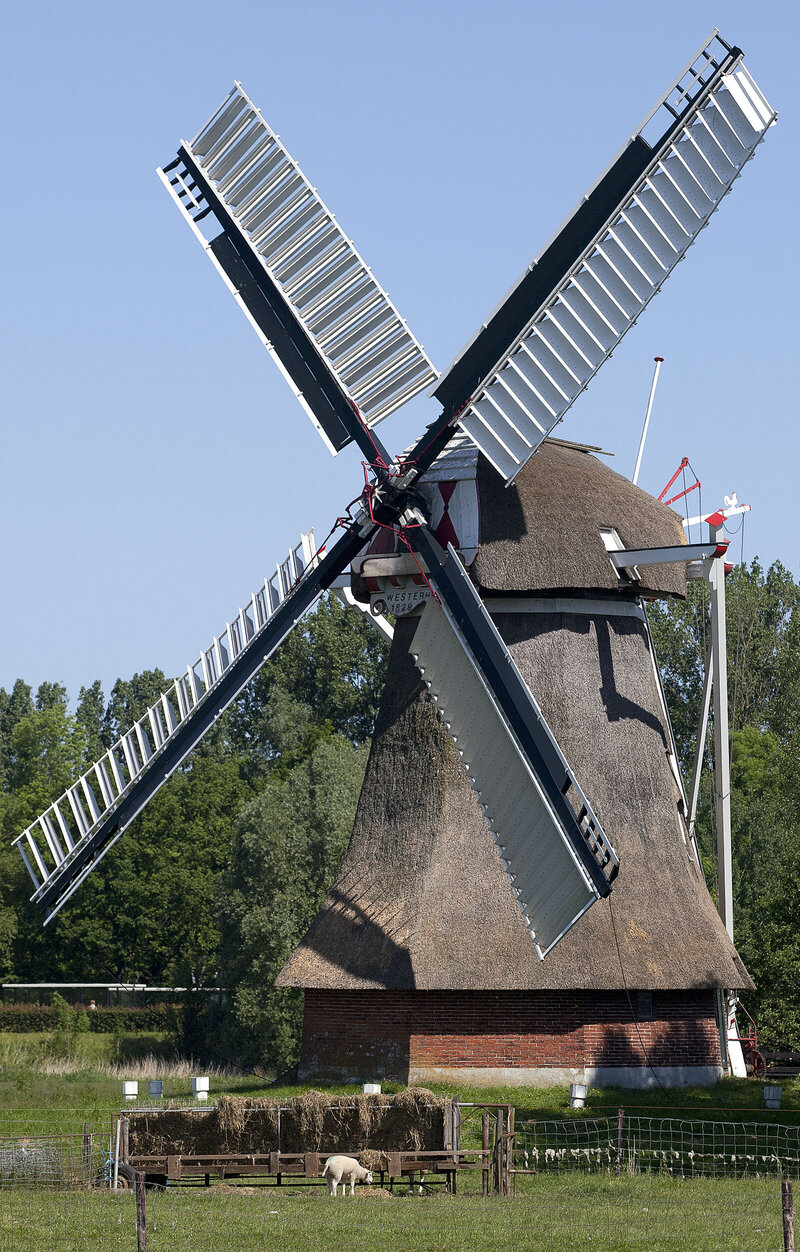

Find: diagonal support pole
<box><xmin>688</xmin><ymin>640</ymin><xmax>714</xmax><ymax>843</ymax></box>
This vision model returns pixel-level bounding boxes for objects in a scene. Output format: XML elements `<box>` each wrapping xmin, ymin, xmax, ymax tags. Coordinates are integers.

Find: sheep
<box><xmin>322</xmin><ymin>1154</ymin><xmax>373</xmax><ymax>1197</ymax></box>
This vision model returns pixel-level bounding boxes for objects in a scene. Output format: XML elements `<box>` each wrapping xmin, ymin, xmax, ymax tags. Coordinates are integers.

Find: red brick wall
<box><xmin>300</xmin><ymin>989</ymin><xmax>722</xmax><ymax>1081</ymax></box>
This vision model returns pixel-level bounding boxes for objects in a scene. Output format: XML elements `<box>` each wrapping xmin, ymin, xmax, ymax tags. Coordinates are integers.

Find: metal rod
<box><xmin>615</xmin><ymin>1107</ymin><xmax>625</xmax><ymax>1176</ymax></box>
<box><xmin>482</xmin><ymin>1113</ymin><xmax>489</xmax><ymax>1196</ymax></box>
<box><xmin>632</xmin><ymin>356</ymin><xmax>664</xmax><ymax>485</ymax></box>
<box><xmin>113</xmin><ymin>1116</ymin><xmax>121</xmax><ymax>1190</ymax></box>
<box><xmin>709</xmin><ymin>524</ymin><xmax>733</xmax><ymax>938</ymax></box>
<box><xmin>688</xmin><ymin>641</ymin><xmax>714</xmax><ymax>840</ymax></box>
<box><xmin>136</xmin><ymin>1171</ymin><xmax>147</xmax><ymax>1252</ymax></box>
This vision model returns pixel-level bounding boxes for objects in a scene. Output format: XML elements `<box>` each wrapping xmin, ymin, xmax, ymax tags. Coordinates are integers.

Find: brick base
<box><xmin>299</xmin><ymin>990</ymin><xmax>724</xmax><ymax>1087</ymax></box>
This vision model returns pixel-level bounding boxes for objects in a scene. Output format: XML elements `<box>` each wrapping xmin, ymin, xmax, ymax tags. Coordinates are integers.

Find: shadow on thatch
<box><xmin>595</xmin><ymin>617</ymin><xmax>668</xmax><ymax>745</ymax></box>
<box><xmin>300</xmin><ymin>886</ymin><xmax>415</xmax><ymax>987</ymax></box>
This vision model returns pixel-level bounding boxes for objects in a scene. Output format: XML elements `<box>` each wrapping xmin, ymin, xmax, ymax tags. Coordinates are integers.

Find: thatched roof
<box><xmin>278</xmin><ymin>442</ymin><xmax>751</xmax><ymax>994</ymax></box>
<box><xmin>471</xmin><ymin>440</ymin><xmax>687</xmax><ymax>598</ymax></box>
<box><xmin>279</xmin><ymin>609</ymin><xmax>751</xmax><ymax>992</ymax></box>
<box><xmin>350</xmin><ymin>439</ymin><xmax>688</xmax><ymax>602</ymax></box>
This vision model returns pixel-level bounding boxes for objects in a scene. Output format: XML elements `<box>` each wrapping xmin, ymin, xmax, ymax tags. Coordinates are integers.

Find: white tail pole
<box><xmin>709</xmin><ymin>518</ymin><xmax>733</xmax><ymax>939</ymax></box>
<box><xmin>632</xmin><ymin>356</ymin><xmax>664</xmax><ymax>486</ymax></box>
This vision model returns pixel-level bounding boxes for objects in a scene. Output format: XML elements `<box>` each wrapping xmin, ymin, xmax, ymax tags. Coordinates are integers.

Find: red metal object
<box><xmin>704</xmin><ymin>510</ymin><xmax>727</xmax><ymax>528</ymax></box>
<box><xmin>663</xmin><ymin>480</ymin><xmax>700</xmax><ymax>508</ymax></box>
<box><xmin>731</xmin><ymin>1002</ymin><xmax>766</xmax><ymax>1079</ymax></box>
<box><xmin>658</xmin><ymin>456</ymin><xmax>690</xmax><ymax>502</ymax></box>
<box><xmin>658</xmin><ymin>456</ymin><xmax>703</xmax><ymax>508</ymax></box>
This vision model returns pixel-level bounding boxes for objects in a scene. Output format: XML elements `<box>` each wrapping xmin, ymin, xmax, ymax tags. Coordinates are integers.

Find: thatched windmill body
<box><xmin>14</xmin><ymin>34</ymin><xmax>772</xmax><ymax>1087</ymax></box>
<box><xmin>278</xmin><ymin>438</ymin><xmax>752</xmax><ymax>1086</ymax></box>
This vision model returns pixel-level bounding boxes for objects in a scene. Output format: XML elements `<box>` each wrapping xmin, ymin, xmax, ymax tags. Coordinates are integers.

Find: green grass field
<box><xmin>0</xmin><ymin>1176</ymin><xmax>785</xmax><ymax>1251</ymax></box>
<box><xmin>0</xmin><ymin>1041</ymin><xmax>797</xmax><ymax>1249</ymax></box>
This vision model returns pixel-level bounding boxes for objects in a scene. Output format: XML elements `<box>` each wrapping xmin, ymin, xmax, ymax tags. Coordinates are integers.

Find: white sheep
<box><xmin>322</xmin><ymin>1154</ymin><xmax>374</xmax><ymax>1197</ymax></box>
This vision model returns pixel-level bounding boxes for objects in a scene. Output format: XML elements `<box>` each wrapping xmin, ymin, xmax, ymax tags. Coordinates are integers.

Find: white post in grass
<box><xmin>191</xmin><ymin>1076</ymin><xmax>210</xmax><ymax>1102</ymax></box>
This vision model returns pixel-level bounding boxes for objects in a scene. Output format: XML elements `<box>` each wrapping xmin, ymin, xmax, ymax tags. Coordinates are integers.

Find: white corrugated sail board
<box><xmin>448</xmin><ymin>56</ymin><xmax>775</xmax><ymax>482</ymax></box>
<box><xmin>14</xmin><ymin>532</ymin><xmax>320</xmax><ymax>916</ymax></box>
<box><xmin>410</xmin><ymin>595</ymin><xmax>601</xmax><ymax>957</ymax></box>
<box><xmin>184</xmin><ymin>84</ymin><xmax>438</xmax><ymax>427</ymax></box>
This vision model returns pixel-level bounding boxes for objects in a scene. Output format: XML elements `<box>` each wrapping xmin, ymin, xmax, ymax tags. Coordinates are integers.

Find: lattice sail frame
<box><xmin>14</xmin><ymin>533</ymin><xmax>319</xmax><ymax>917</ymax></box>
<box><xmin>411</xmin><ymin>574</ymin><xmax>617</xmax><ymax>958</ymax></box>
<box><xmin>160</xmin><ymin>83</ymin><xmax>438</xmax><ymax>446</ymax></box>
<box><xmin>436</xmin><ymin>33</ymin><xmax>776</xmax><ymax>481</ymax></box>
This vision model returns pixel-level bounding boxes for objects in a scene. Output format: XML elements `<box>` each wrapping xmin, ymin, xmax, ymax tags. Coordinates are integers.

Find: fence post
<box><xmin>136</xmin><ymin>1171</ymin><xmax>147</xmax><ymax>1252</ymax></box>
<box><xmin>783</xmin><ymin>1180</ymin><xmax>795</xmax><ymax>1252</ymax></box>
<box><xmin>482</xmin><ymin>1113</ymin><xmax>489</xmax><ymax>1196</ymax></box>
<box><xmin>615</xmin><ymin>1107</ymin><xmax>625</xmax><ymax>1177</ymax></box>
<box><xmin>82</xmin><ymin>1122</ymin><xmax>92</xmax><ymax>1180</ymax></box>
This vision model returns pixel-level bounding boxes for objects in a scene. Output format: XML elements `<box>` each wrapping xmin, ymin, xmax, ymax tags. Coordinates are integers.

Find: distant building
<box><xmin>1</xmin><ymin>983</ymin><xmax>228</xmax><ymax>1008</ymax></box>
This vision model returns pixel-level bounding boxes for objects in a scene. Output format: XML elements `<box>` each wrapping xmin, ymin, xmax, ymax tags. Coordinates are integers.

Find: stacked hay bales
<box><xmin>127</xmin><ymin>1088</ymin><xmax>449</xmax><ymax>1157</ymax></box>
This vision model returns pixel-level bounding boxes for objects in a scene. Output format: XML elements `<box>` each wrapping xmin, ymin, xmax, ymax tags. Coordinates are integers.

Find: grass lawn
<box><xmin>0</xmin><ymin>1175</ymin><xmax>785</xmax><ymax>1250</ymax></box>
<box><xmin>1</xmin><ymin>1054</ymin><xmax>797</xmax><ymax>1247</ymax></box>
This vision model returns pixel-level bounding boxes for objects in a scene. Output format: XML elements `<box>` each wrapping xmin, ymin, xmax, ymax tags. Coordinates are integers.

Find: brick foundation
<box><xmin>299</xmin><ymin>990</ymin><xmax>724</xmax><ymax>1087</ymax></box>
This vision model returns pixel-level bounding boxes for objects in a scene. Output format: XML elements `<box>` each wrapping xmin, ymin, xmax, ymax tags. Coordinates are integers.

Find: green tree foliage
<box><xmin>228</xmin><ymin>595</ymin><xmax>388</xmax><ymax>775</ymax></box>
<box><xmin>649</xmin><ymin>559</ymin><xmax>800</xmax><ymax>1049</ymax></box>
<box><xmin>219</xmin><ymin>729</ymin><xmax>369</xmax><ymax>1071</ymax></box>
<box><xmin>0</xmin><ymin>594</ymin><xmax>388</xmax><ymax>1068</ymax></box>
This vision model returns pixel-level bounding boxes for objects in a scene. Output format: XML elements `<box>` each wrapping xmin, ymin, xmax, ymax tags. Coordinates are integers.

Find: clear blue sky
<box><xmin>1</xmin><ymin>1</ymin><xmax>796</xmax><ymax>698</ymax></box>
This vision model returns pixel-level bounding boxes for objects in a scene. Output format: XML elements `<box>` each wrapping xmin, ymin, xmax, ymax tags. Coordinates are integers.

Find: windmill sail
<box><xmin>15</xmin><ymin>31</ymin><xmax>770</xmax><ymax>959</ymax></box>
<box><xmin>410</xmin><ymin>530</ymin><xmax>618</xmax><ymax>956</ymax></box>
<box><xmin>158</xmin><ymin>84</ymin><xmax>438</xmax><ymax>458</ymax></box>
<box><xmin>433</xmin><ymin>31</ymin><xmax>775</xmax><ymax>482</ymax></box>
<box><xmin>14</xmin><ymin>528</ymin><xmax>367</xmax><ymax>922</ymax></box>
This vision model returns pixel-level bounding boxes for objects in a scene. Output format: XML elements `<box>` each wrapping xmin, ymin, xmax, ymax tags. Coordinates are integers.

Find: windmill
<box><xmin>13</xmin><ymin>32</ymin><xmax>775</xmax><ymax>978</ymax></box>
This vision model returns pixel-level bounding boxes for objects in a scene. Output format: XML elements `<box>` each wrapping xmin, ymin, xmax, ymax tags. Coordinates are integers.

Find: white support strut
<box><xmin>632</xmin><ymin>355</ymin><xmax>664</xmax><ymax>485</ymax></box>
<box><xmin>709</xmin><ymin>519</ymin><xmax>733</xmax><ymax>939</ymax></box>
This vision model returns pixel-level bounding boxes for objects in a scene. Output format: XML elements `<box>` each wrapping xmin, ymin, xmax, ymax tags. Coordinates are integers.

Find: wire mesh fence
<box><xmin>516</xmin><ymin>1114</ymin><xmax>800</xmax><ymax>1179</ymax></box>
<box><xmin>0</xmin><ymin>1177</ymin><xmax>791</xmax><ymax>1250</ymax></box>
<box><xmin>0</xmin><ymin>1108</ymin><xmax>797</xmax><ymax>1249</ymax></box>
<box><xmin>0</xmin><ymin>1111</ymin><xmax>111</xmax><ymax>1189</ymax></box>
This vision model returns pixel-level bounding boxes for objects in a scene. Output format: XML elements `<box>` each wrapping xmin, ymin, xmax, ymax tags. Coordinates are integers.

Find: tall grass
<box><xmin>0</xmin><ymin>1034</ymin><xmax>238</xmax><ymax>1079</ymax></box>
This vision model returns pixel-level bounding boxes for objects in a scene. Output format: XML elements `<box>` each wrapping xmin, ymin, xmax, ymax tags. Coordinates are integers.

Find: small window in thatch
<box><xmin>599</xmin><ymin>527</ymin><xmax>624</xmax><ymax>554</ymax></box>
<box><xmin>600</xmin><ymin>527</ymin><xmax>639</xmax><ymax>584</ymax></box>
<box><xmin>636</xmin><ymin>990</ymin><xmax>654</xmax><ymax>1021</ymax></box>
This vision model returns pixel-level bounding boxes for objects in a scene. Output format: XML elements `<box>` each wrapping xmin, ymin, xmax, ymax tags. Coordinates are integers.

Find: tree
<box><xmin>228</xmin><ymin>594</ymin><xmax>389</xmax><ymax>776</ymax></box>
<box><xmin>648</xmin><ymin>559</ymin><xmax>800</xmax><ymax>771</ymax></box>
<box><xmin>648</xmin><ymin>560</ymin><xmax>800</xmax><ymax>1048</ymax></box>
<box><xmin>1</xmin><ymin>592</ymin><xmax>388</xmax><ymax>1061</ymax></box>
<box><xmin>219</xmin><ymin>728</ymin><xmax>369</xmax><ymax>1071</ymax></box>
<box><xmin>0</xmin><ymin>680</ymin><xmax>34</xmax><ymax>780</ymax></box>
<box><xmin>103</xmin><ymin>670</ymin><xmax>169</xmax><ymax>744</ymax></box>
<box><xmin>76</xmin><ymin>680</ymin><xmax>106</xmax><ymax>762</ymax></box>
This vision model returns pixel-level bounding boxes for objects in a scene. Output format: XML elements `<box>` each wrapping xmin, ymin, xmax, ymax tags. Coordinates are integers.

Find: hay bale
<box><xmin>215</xmin><ymin>1096</ymin><xmax>279</xmax><ymax>1153</ymax></box>
<box><xmin>126</xmin><ymin>1088</ymin><xmax>448</xmax><ymax>1158</ymax></box>
<box><xmin>127</xmin><ymin>1109</ymin><xmax>223</xmax><ymax>1157</ymax></box>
